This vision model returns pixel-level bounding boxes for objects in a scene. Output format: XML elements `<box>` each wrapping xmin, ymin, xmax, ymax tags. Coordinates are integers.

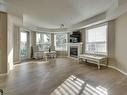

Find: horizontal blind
<box><xmin>54</xmin><ymin>33</ymin><xmax>67</xmax><ymax>51</ymax></box>
<box><xmin>36</xmin><ymin>33</ymin><xmax>51</xmax><ymax>51</ymax></box>
<box><xmin>86</xmin><ymin>24</ymin><xmax>107</xmax><ymax>55</ymax></box>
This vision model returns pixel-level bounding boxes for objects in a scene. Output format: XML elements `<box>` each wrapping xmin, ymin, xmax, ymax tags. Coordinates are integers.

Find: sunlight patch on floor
<box><xmin>50</xmin><ymin>75</ymin><xmax>108</xmax><ymax>95</ymax></box>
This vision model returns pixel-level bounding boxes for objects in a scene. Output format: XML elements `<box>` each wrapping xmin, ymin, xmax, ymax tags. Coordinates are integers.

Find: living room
<box><xmin>0</xmin><ymin>0</ymin><xmax>127</xmax><ymax>95</ymax></box>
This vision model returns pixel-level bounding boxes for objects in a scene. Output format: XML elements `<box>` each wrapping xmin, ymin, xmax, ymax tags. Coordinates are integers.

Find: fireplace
<box><xmin>70</xmin><ymin>46</ymin><xmax>78</xmax><ymax>57</ymax></box>
<box><xmin>67</xmin><ymin>43</ymin><xmax>82</xmax><ymax>59</ymax></box>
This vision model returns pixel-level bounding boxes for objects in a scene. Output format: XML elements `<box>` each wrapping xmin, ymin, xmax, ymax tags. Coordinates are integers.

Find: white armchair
<box><xmin>33</xmin><ymin>46</ymin><xmax>44</xmax><ymax>59</ymax></box>
<box><xmin>32</xmin><ymin>45</ymin><xmax>56</xmax><ymax>59</ymax></box>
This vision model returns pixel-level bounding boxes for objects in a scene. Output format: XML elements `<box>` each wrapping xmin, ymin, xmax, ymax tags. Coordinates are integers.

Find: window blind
<box><xmin>86</xmin><ymin>24</ymin><xmax>107</xmax><ymax>55</ymax></box>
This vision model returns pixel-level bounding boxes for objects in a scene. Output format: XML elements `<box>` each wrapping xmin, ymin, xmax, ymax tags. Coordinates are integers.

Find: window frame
<box><xmin>36</xmin><ymin>32</ymin><xmax>51</xmax><ymax>44</ymax></box>
<box><xmin>36</xmin><ymin>32</ymin><xmax>51</xmax><ymax>51</ymax></box>
<box><xmin>54</xmin><ymin>33</ymin><xmax>67</xmax><ymax>51</ymax></box>
<box><xmin>20</xmin><ymin>31</ymin><xmax>29</xmax><ymax>60</ymax></box>
<box><xmin>85</xmin><ymin>23</ymin><xmax>108</xmax><ymax>56</ymax></box>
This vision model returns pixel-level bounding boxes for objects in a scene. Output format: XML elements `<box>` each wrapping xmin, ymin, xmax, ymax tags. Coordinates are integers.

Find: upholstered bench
<box><xmin>79</xmin><ymin>54</ymin><xmax>108</xmax><ymax>69</ymax></box>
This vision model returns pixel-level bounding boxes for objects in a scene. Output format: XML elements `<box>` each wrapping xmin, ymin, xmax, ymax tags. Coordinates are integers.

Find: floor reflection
<box><xmin>50</xmin><ymin>75</ymin><xmax>108</xmax><ymax>95</ymax></box>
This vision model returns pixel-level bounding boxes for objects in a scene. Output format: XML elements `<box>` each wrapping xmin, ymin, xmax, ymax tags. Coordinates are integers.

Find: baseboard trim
<box><xmin>100</xmin><ymin>64</ymin><xmax>127</xmax><ymax>76</ymax></box>
<box><xmin>78</xmin><ymin>58</ymin><xmax>127</xmax><ymax>76</ymax></box>
<box><xmin>108</xmin><ymin>65</ymin><xmax>127</xmax><ymax>76</ymax></box>
<box><xmin>0</xmin><ymin>73</ymin><xmax>8</xmax><ymax>77</ymax></box>
<box><xmin>14</xmin><ymin>61</ymin><xmax>21</xmax><ymax>64</ymax></box>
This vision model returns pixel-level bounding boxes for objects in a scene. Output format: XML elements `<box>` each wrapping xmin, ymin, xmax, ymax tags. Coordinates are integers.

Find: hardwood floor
<box><xmin>0</xmin><ymin>58</ymin><xmax>127</xmax><ymax>95</ymax></box>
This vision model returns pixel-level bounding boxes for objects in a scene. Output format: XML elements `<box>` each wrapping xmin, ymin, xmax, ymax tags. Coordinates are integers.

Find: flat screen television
<box><xmin>70</xmin><ymin>31</ymin><xmax>81</xmax><ymax>43</ymax></box>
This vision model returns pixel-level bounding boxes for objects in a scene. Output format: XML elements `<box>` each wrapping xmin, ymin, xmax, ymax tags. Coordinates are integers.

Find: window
<box><xmin>86</xmin><ymin>24</ymin><xmax>107</xmax><ymax>55</ymax></box>
<box><xmin>36</xmin><ymin>33</ymin><xmax>51</xmax><ymax>51</ymax></box>
<box><xmin>20</xmin><ymin>32</ymin><xmax>28</xmax><ymax>59</ymax></box>
<box><xmin>54</xmin><ymin>33</ymin><xmax>67</xmax><ymax>51</ymax></box>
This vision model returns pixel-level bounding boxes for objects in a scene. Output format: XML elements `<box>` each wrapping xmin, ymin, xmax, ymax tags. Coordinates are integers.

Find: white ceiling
<box><xmin>5</xmin><ymin>0</ymin><xmax>115</xmax><ymax>29</ymax></box>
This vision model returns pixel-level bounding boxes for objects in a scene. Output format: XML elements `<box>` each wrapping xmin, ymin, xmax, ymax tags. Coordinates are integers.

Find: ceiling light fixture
<box><xmin>60</xmin><ymin>24</ymin><xmax>64</xmax><ymax>29</ymax></box>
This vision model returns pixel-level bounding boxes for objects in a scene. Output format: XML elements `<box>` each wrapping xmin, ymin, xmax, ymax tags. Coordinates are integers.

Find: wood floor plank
<box><xmin>0</xmin><ymin>58</ymin><xmax>127</xmax><ymax>95</ymax></box>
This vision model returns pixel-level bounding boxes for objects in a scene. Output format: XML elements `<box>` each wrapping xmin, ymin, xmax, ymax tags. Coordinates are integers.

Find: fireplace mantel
<box><xmin>67</xmin><ymin>43</ymin><xmax>83</xmax><ymax>58</ymax></box>
<box><xmin>67</xmin><ymin>43</ymin><xmax>83</xmax><ymax>46</ymax></box>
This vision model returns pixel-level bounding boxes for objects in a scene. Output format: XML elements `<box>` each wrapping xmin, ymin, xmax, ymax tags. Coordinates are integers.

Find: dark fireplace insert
<box><xmin>70</xmin><ymin>46</ymin><xmax>78</xmax><ymax>57</ymax></box>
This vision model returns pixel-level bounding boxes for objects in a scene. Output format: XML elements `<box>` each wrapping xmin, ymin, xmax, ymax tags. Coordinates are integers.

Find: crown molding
<box><xmin>21</xmin><ymin>0</ymin><xmax>127</xmax><ymax>32</ymax></box>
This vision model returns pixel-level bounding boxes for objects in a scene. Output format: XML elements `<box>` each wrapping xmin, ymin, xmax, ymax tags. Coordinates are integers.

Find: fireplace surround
<box><xmin>67</xmin><ymin>43</ymin><xmax>82</xmax><ymax>58</ymax></box>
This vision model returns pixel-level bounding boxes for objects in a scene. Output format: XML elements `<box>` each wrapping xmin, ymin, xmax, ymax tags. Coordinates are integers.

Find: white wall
<box><xmin>115</xmin><ymin>12</ymin><xmax>127</xmax><ymax>73</ymax></box>
<box><xmin>13</xmin><ymin>25</ymin><xmax>20</xmax><ymax>64</ymax></box>
<box><xmin>80</xmin><ymin>28</ymin><xmax>86</xmax><ymax>53</ymax></box>
<box><xmin>0</xmin><ymin>12</ymin><xmax>7</xmax><ymax>74</ymax></box>
<box><xmin>8</xmin><ymin>14</ymin><xmax>23</xmax><ymax>70</ymax></box>
<box><xmin>107</xmin><ymin>20</ymin><xmax>116</xmax><ymax>66</ymax></box>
